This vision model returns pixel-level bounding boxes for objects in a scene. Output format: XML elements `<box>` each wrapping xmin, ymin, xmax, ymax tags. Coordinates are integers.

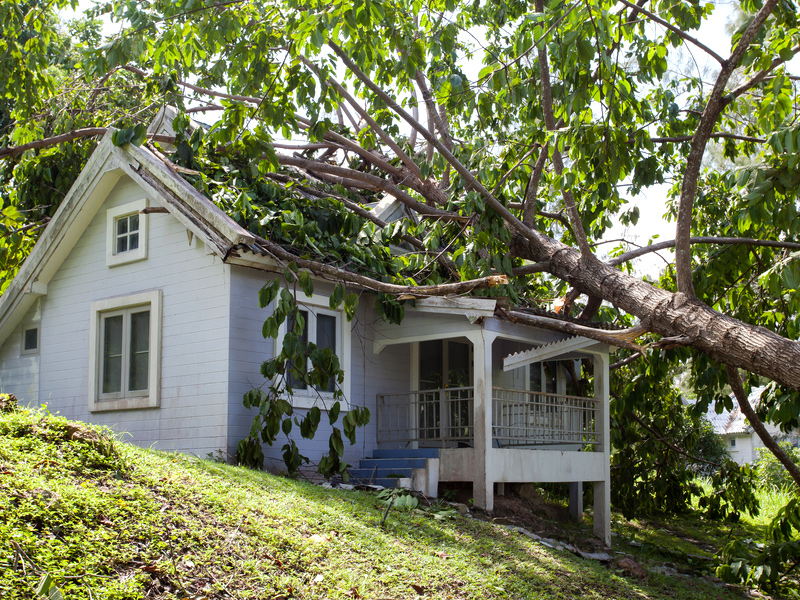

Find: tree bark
<box><xmin>510</xmin><ymin>232</ymin><xmax>800</xmax><ymax>390</ymax></box>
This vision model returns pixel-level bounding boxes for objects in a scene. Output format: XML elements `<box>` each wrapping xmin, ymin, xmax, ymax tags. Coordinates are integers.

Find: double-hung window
<box><xmin>275</xmin><ymin>291</ymin><xmax>351</xmax><ymax>409</ymax></box>
<box><xmin>106</xmin><ymin>199</ymin><xmax>148</xmax><ymax>266</ymax></box>
<box><xmin>287</xmin><ymin>309</ymin><xmax>338</xmax><ymax>393</ymax></box>
<box><xmin>100</xmin><ymin>307</ymin><xmax>150</xmax><ymax>396</ymax></box>
<box><xmin>89</xmin><ymin>291</ymin><xmax>161</xmax><ymax>412</ymax></box>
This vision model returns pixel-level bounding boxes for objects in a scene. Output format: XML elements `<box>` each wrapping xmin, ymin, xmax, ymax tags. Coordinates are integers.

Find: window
<box><xmin>115</xmin><ymin>213</ymin><xmax>140</xmax><ymax>254</ymax></box>
<box><xmin>529</xmin><ymin>361</ymin><xmax>558</xmax><ymax>394</ymax></box>
<box><xmin>89</xmin><ymin>291</ymin><xmax>161</xmax><ymax>412</ymax></box>
<box><xmin>21</xmin><ymin>326</ymin><xmax>39</xmax><ymax>355</ymax></box>
<box><xmin>106</xmin><ymin>199</ymin><xmax>148</xmax><ymax>266</ymax></box>
<box><xmin>287</xmin><ymin>309</ymin><xmax>337</xmax><ymax>393</ymax></box>
<box><xmin>275</xmin><ymin>291</ymin><xmax>351</xmax><ymax>409</ymax></box>
<box><xmin>730</xmin><ymin>438</ymin><xmax>737</xmax><ymax>448</ymax></box>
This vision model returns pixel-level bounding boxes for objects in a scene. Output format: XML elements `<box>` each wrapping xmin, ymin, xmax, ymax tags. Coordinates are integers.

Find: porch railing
<box><xmin>377</xmin><ymin>387</ymin><xmax>599</xmax><ymax>448</ymax></box>
<box><xmin>492</xmin><ymin>387</ymin><xmax>599</xmax><ymax>447</ymax></box>
<box><xmin>377</xmin><ymin>387</ymin><xmax>474</xmax><ymax>446</ymax></box>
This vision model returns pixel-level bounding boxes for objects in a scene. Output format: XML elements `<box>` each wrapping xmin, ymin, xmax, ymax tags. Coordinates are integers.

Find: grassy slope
<box><xmin>1</xmin><ymin>407</ymin><xmax>753</xmax><ymax>600</ymax></box>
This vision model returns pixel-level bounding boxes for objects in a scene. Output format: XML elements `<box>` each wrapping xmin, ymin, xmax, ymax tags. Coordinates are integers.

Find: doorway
<box><xmin>416</xmin><ymin>340</ymin><xmax>473</xmax><ymax>444</ymax></box>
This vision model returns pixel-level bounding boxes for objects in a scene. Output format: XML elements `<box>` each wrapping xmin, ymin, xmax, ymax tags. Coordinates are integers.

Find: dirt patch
<box><xmin>440</xmin><ymin>482</ymin><xmax>608</xmax><ymax>552</ymax></box>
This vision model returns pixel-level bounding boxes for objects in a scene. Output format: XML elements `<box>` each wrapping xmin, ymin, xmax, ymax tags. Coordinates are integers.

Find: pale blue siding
<box><xmin>0</xmin><ymin>302</ymin><xmax>41</xmax><ymax>403</ymax></box>
<box><xmin>227</xmin><ymin>267</ymin><xmax>411</xmax><ymax>472</ymax></box>
<box><xmin>28</xmin><ymin>176</ymin><xmax>232</xmax><ymax>455</ymax></box>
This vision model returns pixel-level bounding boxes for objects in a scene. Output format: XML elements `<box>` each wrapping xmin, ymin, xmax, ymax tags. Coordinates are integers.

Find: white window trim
<box><xmin>106</xmin><ymin>199</ymin><xmax>149</xmax><ymax>267</ymax></box>
<box><xmin>88</xmin><ymin>290</ymin><xmax>162</xmax><ymax>412</ymax></box>
<box><xmin>21</xmin><ymin>325</ymin><xmax>40</xmax><ymax>356</ymax></box>
<box><xmin>274</xmin><ymin>290</ymin><xmax>351</xmax><ymax>410</ymax></box>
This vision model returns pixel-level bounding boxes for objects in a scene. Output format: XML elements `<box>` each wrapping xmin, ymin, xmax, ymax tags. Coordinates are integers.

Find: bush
<box><xmin>754</xmin><ymin>442</ymin><xmax>800</xmax><ymax>492</ymax></box>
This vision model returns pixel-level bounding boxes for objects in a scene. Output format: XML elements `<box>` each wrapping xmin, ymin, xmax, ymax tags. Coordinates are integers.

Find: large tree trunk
<box><xmin>510</xmin><ymin>233</ymin><xmax>800</xmax><ymax>391</ymax></box>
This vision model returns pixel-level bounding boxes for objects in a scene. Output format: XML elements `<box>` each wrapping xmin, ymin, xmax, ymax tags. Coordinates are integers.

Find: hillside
<box><xmin>1</xmin><ymin>404</ymin><xmax>754</xmax><ymax>600</ymax></box>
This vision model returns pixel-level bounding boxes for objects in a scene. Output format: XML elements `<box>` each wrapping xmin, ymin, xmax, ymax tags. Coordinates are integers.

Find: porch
<box><xmin>370</xmin><ymin>298</ymin><xmax>611</xmax><ymax>544</ymax></box>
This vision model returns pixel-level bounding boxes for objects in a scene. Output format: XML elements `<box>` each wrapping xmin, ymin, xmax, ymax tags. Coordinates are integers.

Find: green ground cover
<box><xmin>0</xmin><ymin>406</ymin><xmax>779</xmax><ymax>599</ymax></box>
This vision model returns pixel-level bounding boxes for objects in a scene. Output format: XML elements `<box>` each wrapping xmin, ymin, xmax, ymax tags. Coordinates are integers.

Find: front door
<box><xmin>417</xmin><ymin>340</ymin><xmax>472</xmax><ymax>445</ymax></box>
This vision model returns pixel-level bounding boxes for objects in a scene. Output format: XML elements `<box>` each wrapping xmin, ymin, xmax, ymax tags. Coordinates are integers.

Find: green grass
<box><xmin>0</xmin><ymin>406</ymin><xmax>764</xmax><ymax>599</ymax></box>
<box><xmin>604</xmin><ymin>476</ymin><xmax>798</xmax><ymax>592</ymax></box>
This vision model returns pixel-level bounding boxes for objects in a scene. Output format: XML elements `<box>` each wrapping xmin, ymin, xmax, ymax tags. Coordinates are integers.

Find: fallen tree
<box><xmin>3</xmin><ymin>0</ymin><xmax>800</xmax><ymax>477</ymax></box>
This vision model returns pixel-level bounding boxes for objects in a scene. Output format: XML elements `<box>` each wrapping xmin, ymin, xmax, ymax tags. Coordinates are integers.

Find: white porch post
<box><xmin>592</xmin><ymin>352</ymin><xmax>611</xmax><ymax>546</ymax></box>
<box><xmin>469</xmin><ymin>330</ymin><xmax>496</xmax><ymax>512</ymax></box>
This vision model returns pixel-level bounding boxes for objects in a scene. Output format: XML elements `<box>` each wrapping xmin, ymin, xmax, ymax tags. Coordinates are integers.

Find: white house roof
<box><xmin>502</xmin><ymin>335</ymin><xmax>600</xmax><ymax>371</ymax></box>
<box><xmin>707</xmin><ymin>404</ymin><xmax>749</xmax><ymax>435</ymax></box>
<box><xmin>0</xmin><ymin>124</ymin><xmax>614</xmax><ymax>358</ymax></box>
<box><xmin>705</xmin><ymin>386</ymin><xmax>765</xmax><ymax>436</ymax></box>
<box><xmin>0</xmin><ymin>131</ymin><xmax>255</xmax><ymax>346</ymax></box>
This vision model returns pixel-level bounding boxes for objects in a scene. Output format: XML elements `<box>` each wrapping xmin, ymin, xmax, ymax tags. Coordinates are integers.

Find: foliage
<box><xmin>698</xmin><ymin>459</ymin><xmax>760</xmax><ymax>521</ymax></box>
<box><xmin>234</xmin><ymin>271</ymin><xmax>370</xmax><ymax>478</ymax></box>
<box><xmin>717</xmin><ymin>497</ymin><xmax>800</xmax><ymax>596</ymax></box>
<box><xmin>691</xmin><ymin>418</ymin><xmax>732</xmax><ymax>477</ymax></box>
<box><xmin>610</xmin><ymin>348</ymin><xmax>756</xmax><ymax>520</ymax></box>
<box><xmin>754</xmin><ymin>442</ymin><xmax>800</xmax><ymax>492</ymax></box>
<box><xmin>2</xmin><ymin>0</ymin><xmax>800</xmax><ymax>583</ymax></box>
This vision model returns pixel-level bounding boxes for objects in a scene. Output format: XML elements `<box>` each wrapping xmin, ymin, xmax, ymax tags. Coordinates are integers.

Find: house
<box><xmin>0</xmin><ymin>127</ymin><xmax>612</xmax><ymax>543</ymax></box>
<box><xmin>707</xmin><ymin>388</ymin><xmax>800</xmax><ymax>465</ymax></box>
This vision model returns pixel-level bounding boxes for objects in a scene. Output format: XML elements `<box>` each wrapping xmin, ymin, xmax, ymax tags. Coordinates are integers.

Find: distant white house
<box><xmin>0</xmin><ymin>122</ymin><xmax>614</xmax><ymax>543</ymax></box>
<box><xmin>706</xmin><ymin>387</ymin><xmax>800</xmax><ymax>465</ymax></box>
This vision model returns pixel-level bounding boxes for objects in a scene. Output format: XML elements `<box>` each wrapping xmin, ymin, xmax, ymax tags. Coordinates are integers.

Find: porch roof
<box><xmin>372</xmin><ymin>297</ymin><xmax>608</xmax><ymax>359</ymax></box>
<box><xmin>502</xmin><ymin>335</ymin><xmax>604</xmax><ymax>371</ymax></box>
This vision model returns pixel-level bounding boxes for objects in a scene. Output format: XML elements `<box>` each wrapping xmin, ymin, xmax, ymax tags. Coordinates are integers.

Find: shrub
<box><xmin>754</xmin><ymin>442</ymin><xmax>800</xmax><ymax>492</ymax></box>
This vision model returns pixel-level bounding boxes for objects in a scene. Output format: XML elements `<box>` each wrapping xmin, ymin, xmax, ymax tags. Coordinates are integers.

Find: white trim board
<box><xmin>503</xmin><ymin>335</ymin><xmax>597</xmax><ymax>371</ymax></box>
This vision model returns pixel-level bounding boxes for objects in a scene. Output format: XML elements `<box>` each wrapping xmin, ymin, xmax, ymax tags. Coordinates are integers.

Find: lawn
<box><xmin>0</xmin><ymin>405</ymin><xmax>784</xmax><ymax>599</ymax></box>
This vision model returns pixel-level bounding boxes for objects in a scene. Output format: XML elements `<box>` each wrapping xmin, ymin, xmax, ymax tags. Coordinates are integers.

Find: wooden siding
<box><xmin>226</xmin><ymin>268</ymin><xmax>411</xmax><ymax>468</ymax></box>
<box><xmin>33</xmin><ymin>177</ymin><xmax>232</xmax><ymax>455</ymax></box>
<box><xmin>0</xmin><ymin>301</ymin><xmax>41</xmax><ymax>402</ymax></box>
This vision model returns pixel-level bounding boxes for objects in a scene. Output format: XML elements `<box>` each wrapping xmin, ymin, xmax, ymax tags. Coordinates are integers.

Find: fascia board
<box><xmin>503</xmin><ymin>335</ymin><xmax>598</xmax><ymax>371</ymax></box>
<box><xmin>118</xmin><ymin>142</ymin><xmax>255</xmax><ymax>248</ymax></box>
<box><xmin>411</xmin><ymin>297</ymin><xmax>497</xmax><ymax>319</ymax></box>
<box><xmin>0</xmin><ymin>134</ymin><xmax>124</xmax><ymax>345</ymax></box>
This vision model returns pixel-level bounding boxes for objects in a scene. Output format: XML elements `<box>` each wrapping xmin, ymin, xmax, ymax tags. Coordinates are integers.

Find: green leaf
<box><xmin>259</xmin><ymin>280</ymin><xmax>280</xmax><ymax>308</ymax></box>
<box><xmin>34</xmin><ymin>574</ymin><xmax>63</xmax><ymax>600</ymax></box>
<box><xmin>330</xmin><ymin>284</ymin><xmax>345</xmax><ymax>309</ymax></box>
<box><xmin>329</xmin><ymin>400</ymin><xmax>341</xmax><ymax>425</ymax></box>
<box><xmin>344</xmin><ymin>292</ymin><xmax>359</xmax><ymax>320</ymax></box>
<box><xmin>329</xmin><ymin>427</ymin><xmax>344</xmax><ymax>457</ymax></box>
<box><xmin>298</xmin><ymin>270</ymin><xmax>314</xmax><ymax>297</ymax></box>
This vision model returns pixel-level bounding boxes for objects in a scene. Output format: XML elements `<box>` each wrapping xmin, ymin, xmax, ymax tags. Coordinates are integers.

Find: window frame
<box><xmin>274</xmin><ymin>290</ymin><xmax>351</xmax><ymax>409</ymax></box>
<box><xmin>106</xmin><ymin>199</ymin><xmax>149</xmax><ymax>267</ymax></box>
<box><xmin>89</xmin><ymin>290</ymin><xmax>162</xmax><ymax>412</ymax></box>
<box><xmin>21</xmin><ymin>325</ymin><xmax>40</xmax><ymax>356</ymax></box>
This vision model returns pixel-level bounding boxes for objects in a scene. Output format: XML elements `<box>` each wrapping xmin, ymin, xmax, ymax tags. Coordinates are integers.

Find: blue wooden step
<box><xmin>359</xmin><ymin>458</ymin><xmax>428</xmax><ymax>470</ymax></box>
<box><xmin>371</xmin><ymin>448</ymin><xmax>440</xmax><ymax>459</ymax></box>
<box><xmin>349</xmin><ymin>467</ymin><xmax>415</xmax><ymax>480</ymax></box>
